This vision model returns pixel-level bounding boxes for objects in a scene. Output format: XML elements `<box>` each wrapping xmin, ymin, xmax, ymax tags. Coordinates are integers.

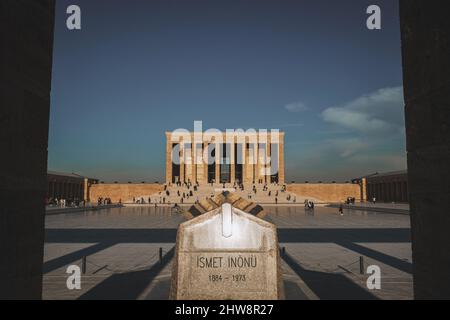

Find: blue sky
<box><xmin>49</xmin><ymin>0</ymin><xmax>405</xmax><ymax>182</ymax></box>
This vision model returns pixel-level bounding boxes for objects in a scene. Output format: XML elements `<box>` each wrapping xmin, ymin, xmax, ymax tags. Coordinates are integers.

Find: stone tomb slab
<box><xmin>170</xmin><ymin>203</ymin><xmax>283</xmax><ymax>299</ymax></box>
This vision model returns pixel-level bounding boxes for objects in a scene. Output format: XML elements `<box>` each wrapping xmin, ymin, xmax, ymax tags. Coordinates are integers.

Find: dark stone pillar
<box><xmin>400</xmin><ymin>0</ymin><xmax>450</xmax><ymax>299</ymax></box>
<box><xmin>0</xmin><ymin>0</ymin><xmax>55</xmax><ymax>299</ymax></box>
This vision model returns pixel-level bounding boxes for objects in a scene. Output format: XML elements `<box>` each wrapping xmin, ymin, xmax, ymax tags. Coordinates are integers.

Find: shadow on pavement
<box><xmin>281</xmin><ymin>251</ymin><xmax>379</xmax><ymax>300</ymax></box>
<box><xmin>43</xmin><ymin>241</ymin><xmax>116</xmax><ymax>274</ymax></box>
<box><xmin>283</xmin><ymin>280</ymin><xmax>309</xmax><ymax>300</ymax></box>
<box><xmin>46</xmin><ymin>227</ymin><xmax>410</xmax><ymax>244</ymax></box>
<box><xmin>43</xmin><ymin>227</ymin><xmax>410</xmax><ymax>299</ymax></box>
<box><xmin>336</xmin><ymin>241</ymin><xmax>412</xmax><ymax>274</ymax></box>
<box><xmin>78</xmin><ymin>247</ymin><xmax>175</xmax><ymax>300</ymax></box>
<box><xmin>277</xmin><ymin>228</ymin><xmax>411</xmax><ymax>243</ymax></box>
<box><xmin>45</xmin><ymin>228</ymin><xmax>178</xmax><ymax>243</ymax></box>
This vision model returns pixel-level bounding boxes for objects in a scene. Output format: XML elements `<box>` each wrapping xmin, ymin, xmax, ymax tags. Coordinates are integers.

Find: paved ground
<box><xmin>347</xmin><ymin>202</ymin><xmax>409</xmax><ymax>210</ymax></box>
<box><xmin>43</xmin><ymin>205</ymin><xmax>412</xmax><ymax>300</ymax></box>
<box><xmin>328</xmin><ymin>202</ymin><xmax>410</xmax><ymax>215</ymax></box>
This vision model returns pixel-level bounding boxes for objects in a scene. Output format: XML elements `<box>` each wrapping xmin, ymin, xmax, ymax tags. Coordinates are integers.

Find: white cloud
<box><xmin>321</xmin><ymin>86</ymin><xmax>404</xmax><ymax>134</ymax></box>
<box><xmin>313</xmin><ymin>138</ymin><xmax>368</xmax><ymax>159</ymax></box>
<box><xmin>284</xmin><ymin>87</ymin><xmax>407</xmax><ymax>181</ymax></box>
<box><xmin>285</xmin><ymin>101</ymin><xmax>308</xmax><ymax>112</ymax></box>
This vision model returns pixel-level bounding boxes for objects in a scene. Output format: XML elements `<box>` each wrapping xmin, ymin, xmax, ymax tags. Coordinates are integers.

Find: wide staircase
<box><xmin>131</xmin><ymin>182</ymin><xmax>321</xmax><ymax>205</ymax></box>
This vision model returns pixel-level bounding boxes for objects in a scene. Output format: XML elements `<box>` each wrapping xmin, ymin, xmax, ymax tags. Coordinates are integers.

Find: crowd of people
<box><xmin>46</xmin><ymin>196</ymin><xmax>116</xmax><ymax>209</ymax></box>
<box><xmin>46</xmin><ymin>197</ymin><xmax>85</xmax><ymax>208</ymax></box>
<box><xmin>97</xmin><ymin>197</ymin><xmax>112</xmax><ymax>206</ymax></box>
<box><xmin>132</xmin><ymin>181</ymin><xmax>197</xmax><ymax>205</ymax></box>
<box><xmin>129</xmin><ymin>180</ymin><xmax>298</xmax><ymax>206</ymax></box>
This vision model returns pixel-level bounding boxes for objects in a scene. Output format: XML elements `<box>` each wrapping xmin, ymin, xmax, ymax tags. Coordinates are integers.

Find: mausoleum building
<box><xmin>165</xmin><ymin>131</ymin><xmax>285</xmax><ymax>185</ymax></box>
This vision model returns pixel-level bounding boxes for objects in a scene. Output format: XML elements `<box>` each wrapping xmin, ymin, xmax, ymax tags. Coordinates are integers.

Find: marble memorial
<box><xmin>170</xmin><ymin>203</ymin><xmax>283</xmax><ymax>299</ymax></box>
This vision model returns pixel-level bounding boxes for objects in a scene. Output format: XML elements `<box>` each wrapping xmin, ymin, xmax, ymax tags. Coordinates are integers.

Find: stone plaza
<box><xmin>43</xmin><ymin>205</ymin><xmax>412</xmax><ymax>300</ymax></box>
<box><xmin>41</xmin><ymin>128</ymin><xmax>414</xmax><ymax>300</ymax></box>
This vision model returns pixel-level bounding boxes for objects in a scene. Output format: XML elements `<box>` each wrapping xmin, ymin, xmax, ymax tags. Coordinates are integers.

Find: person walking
<box><xmin>339</xmin><ymin>203</ymin><xmax>344</xmax><ymax>216</ymax></box>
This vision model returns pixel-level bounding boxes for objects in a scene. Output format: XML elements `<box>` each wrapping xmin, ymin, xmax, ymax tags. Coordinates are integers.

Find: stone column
<box><xmin>185</xmin><ymin>143</ymin><xmax>192</xmax><ymax>183</ymax></box>
<box><xmin>191</xmin><ymin>141</ymin><xmax>197</xmax><ymax>183</ymax></box>
<box><xmin>378</xmin><ymin>183</ymin><xmax>382</xmax><ymax>201</ymax></box>
<box><xmin>395</xmin><ymin>181</ymin><xmax>399</xmax><ymax>201</ymax></box>
<box><xmin>83</xmin><ymin>178</ymin><xmax>89</xmax><ymax>202</ymax></box>
<box><xmin>251</xmin><ymin>142</ymin><xmax>256</xmax><ymax>184</ymax></box>
<box><xmin>202</xmin><ymin>142</ymin><xmax>208</xmax><ymax>184</ymax></box>
<box><xmin>67</xmin><ymin>182</ymin><xmax>71</xmax><ymax>199</ymax></box>
<box><xmin>278</xmin><ymin>134</ymin><xmax>285</xmax><ymax>184</ymax></box>
<box><xmin>402</xmin><ymin>182</ymin><xmax>407</xmax><ymax>202</ymax></box>
<box><xmin>361</xmin><ymin>178</ymin><xmax>367</xmax><ymax>202</ymax></box>
<box><xmin>230</xmin><ymin>138</ymin><xmax>235</xmax><ymax>184</ymax></box>
<box><xmin>215</xmin><ymin>142</ymin><xmax>220</xmax><ymax>184</ymax></box>
<box><xmin>242</xmin><ymin>140</ymin><xmax>248</xmax><ymax>184</ymax></box>
<box><xmin>0</xmin><ymin>0</ymin><xmax>56</xmax><ymax>299</ymax></box>
<box><xmin>264</xmin><ymin>135</ymin><xmax>270</xmax><ymax>184</ymax></box>
<box><xmin>242</xmin><ymin>138</ymin><xmax>249</xmax><ymax>183</ymax></box>
<box><xmin>245</xmin><ymin>140</ymin><xmax>253</xmax><ymax>184</ymax></box>
<box><xmin>180</xmin><ymin>140</ymin><xmax>185</xmax><ymax>183</ymax></box>
<box><xmin>51</xmin><ymin>181</ymin><xmax>56</xmax><ymax>198</ymax></box>
<box><xmin>400</xmin><ymin>0</ymin><xmax>450</xmax><ymax>298</ymax></box>
<box><xmin>165</xmin><ymin>132</ymin><xmax>172</xmax><ymax>184</ymax></box>
<box><xmin>256</xmin><ymin>141</ymin><xmax>262</xmax><ymax>184</ymax></box>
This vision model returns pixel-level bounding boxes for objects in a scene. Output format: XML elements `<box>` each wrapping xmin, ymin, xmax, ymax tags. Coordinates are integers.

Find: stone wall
<box><xmin>89</xmin><ymin>184</ymin><xmax>164</xmax><ymax>203</ymax></box>
<box><xmin>287</xmin><ymin>183</ymin><xmax>361</xmax><ymax>203</ymax></box>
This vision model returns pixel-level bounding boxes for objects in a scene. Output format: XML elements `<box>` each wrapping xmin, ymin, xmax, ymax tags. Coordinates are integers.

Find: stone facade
<box><xmin>47</xmin><ymin>171</ymin><xmax>98</xmax><ymax>202</ymax></box>
<box><xmin>366</xmin><ymin>171</ymin><xmax>408</xmax><ymax>203</ymax></box>
<box><xmin>165</xmin><ymin>131</ymin><xmax>285</xmax><ymax>185</ymax></box>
